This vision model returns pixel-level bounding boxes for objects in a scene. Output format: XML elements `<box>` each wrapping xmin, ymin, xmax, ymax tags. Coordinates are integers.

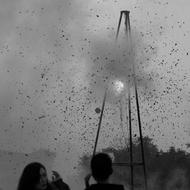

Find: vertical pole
<box><xmin>126</xmin><ymin>11</ymin><xmax>148</xmax><ymax>190</ymax></box>
<box><xmin>124</xmin><ymin>10</ymin><xmax>148</xmax><ymax>190</ymax></box>
<box><xmin>128</xmin><ymin>87</ymin><xmax>134</xmax><ymax>190</ymax></box>
<box><xmin>116</xmin><ymin>10</ymin><xmax>148</xmax><ymax>190</ymax></box>
<box><xmin>93</xmin><ymin>90</ymin><xmax>107</xmax><ymax>156</ymax></box>
<box><xmin>134</xmin><ymin>85</ymin><xmax>148</xmax><ymax>190</ymax></box>
<box><xmin>123</xmin><ymin>10</ymin><xmax>130</xmax><ymax>35</ymax></box>
<box><xmin>116</xmin><ymin>12</ymin><xmax>123</xmax><ymax>40</ymax></box>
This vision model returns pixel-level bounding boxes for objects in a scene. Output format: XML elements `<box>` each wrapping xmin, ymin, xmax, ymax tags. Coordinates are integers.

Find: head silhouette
<box><xmin>91</xmin><ymin>153</ymin><xmax>113</xmax><ymax>182</ymax></box>
<box><xmin>17</xmin><ymin>162</ymin><xmax>48</xmax><ymax>190</ymax></box>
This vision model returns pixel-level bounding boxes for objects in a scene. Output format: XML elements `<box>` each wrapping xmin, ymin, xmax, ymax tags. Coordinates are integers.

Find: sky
<box><xmin>0</xmin><ymin>0</ymin><xmax>190</xmax><ymax>190</ymax></box>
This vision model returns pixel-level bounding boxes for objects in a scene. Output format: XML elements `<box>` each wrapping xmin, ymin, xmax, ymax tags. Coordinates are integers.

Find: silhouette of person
<box><xmin>17</xmin><ymin>162</ymin><xmax>70</xmax><ymax>190</ymax></box>
<box><xmin>84</xmin><ymin>153</ymin><xmax>125</xmax><ymax>190</ymax></box>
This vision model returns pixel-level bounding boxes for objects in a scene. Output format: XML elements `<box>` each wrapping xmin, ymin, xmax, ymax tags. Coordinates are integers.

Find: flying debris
<box><xmin>95</xmin><ymin>107</ymin><xmax>101</xmax><ymax>114</ymax></box>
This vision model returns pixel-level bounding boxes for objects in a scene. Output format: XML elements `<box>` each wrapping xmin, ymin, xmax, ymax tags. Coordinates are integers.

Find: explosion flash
<box><xmin>113</xmin><ymin>80</ymin><xmax>125</xmax><ymax>94</ymax></box>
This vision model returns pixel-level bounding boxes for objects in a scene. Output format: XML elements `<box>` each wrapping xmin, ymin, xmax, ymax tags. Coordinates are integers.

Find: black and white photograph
<box><xmin>0</xmin><ymin>0</ymin><xmax>189</xmax><ymax>190</ymax></box>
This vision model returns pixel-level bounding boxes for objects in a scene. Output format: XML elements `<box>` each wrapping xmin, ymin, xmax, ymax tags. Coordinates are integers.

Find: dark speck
<box><xmin>95</xmin><ymin>107</ymin><xmax>101</xmax><ymax>114</ymax></box>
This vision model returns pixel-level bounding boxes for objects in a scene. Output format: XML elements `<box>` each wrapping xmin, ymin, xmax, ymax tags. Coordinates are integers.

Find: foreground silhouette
<box><xmin>84</xmin><ymin>153</ymin><xmax>125</xmax><ymax>190</ymax></box>
<box><xmin>17</xmin><ymin>162</ymin><xmax>70</xmax><ymax>190</ymax></box>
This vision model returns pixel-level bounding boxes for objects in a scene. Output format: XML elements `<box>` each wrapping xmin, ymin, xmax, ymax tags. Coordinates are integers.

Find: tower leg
<box><xmin>93</xmin><ymin>90</ymin><xmax>107</xmax><ymax>156</ymax></box>
<box><xmin>117</xmin><ymin>10</ymin><xmax>148</xmax><ymax>190</ymax></box>
<box><xmin>128</xmin><ymin>87</ymin><xmax>134</xmax><ymax>190</ymax></box>
<box><xmin>134</xmin><ymin>83</ymin><xmax>148</xmax><ymax>190</ymax></box>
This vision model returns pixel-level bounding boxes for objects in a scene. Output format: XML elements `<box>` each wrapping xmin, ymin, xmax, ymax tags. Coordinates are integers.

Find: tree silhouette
<box><xmin>80</xmin><ymin>136</ymin><xmax>190</xmax><ymax>190</ymax></box>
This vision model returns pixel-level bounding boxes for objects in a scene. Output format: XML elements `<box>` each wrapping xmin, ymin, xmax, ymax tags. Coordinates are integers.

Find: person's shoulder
<box><xmin>107</xmin><ymin>184</ymin><xmax>124</xmax><ymax>190</ymax></box>
<box><xmin>85</xmin><ymin>183</ymin><xmax>124</xmax><ymax>190</ymax></box>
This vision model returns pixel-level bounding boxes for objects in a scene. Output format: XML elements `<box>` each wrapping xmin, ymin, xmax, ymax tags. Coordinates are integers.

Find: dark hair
<box><xmin>91</xmin><ymin>153</ymin><xmax>113</xmax><ymax>182</ymax></box>
<box><xmin>17</xmin><ymin>162</ymin><xmax>46</xmax><ymax>190</ymax></box>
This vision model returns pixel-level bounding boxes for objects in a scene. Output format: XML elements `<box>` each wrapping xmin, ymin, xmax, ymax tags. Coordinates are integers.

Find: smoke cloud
<box><xmin>0</xmin><ymin>0</ymin><xmax>189</xmax><ymax>190</ymax></box>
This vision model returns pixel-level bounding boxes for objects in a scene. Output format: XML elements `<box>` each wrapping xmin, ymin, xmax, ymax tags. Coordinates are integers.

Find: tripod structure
<box><xmin>92</xmin><ymin>11</ymin><xmax>148</xmax><ymax>190</ymax></box>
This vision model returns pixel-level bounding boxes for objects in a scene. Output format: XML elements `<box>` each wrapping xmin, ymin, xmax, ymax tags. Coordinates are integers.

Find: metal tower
<box><xmin>92</xmin><ymin>11</ymin><xmax>148</xmax><ymax>190</ymax></box>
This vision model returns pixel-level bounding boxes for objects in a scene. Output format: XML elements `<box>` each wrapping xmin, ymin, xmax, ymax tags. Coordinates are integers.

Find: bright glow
<box><xmin>114</xmin><ymin>80</ymin><xmax>124</xmax><ymax>94</ymax></box>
